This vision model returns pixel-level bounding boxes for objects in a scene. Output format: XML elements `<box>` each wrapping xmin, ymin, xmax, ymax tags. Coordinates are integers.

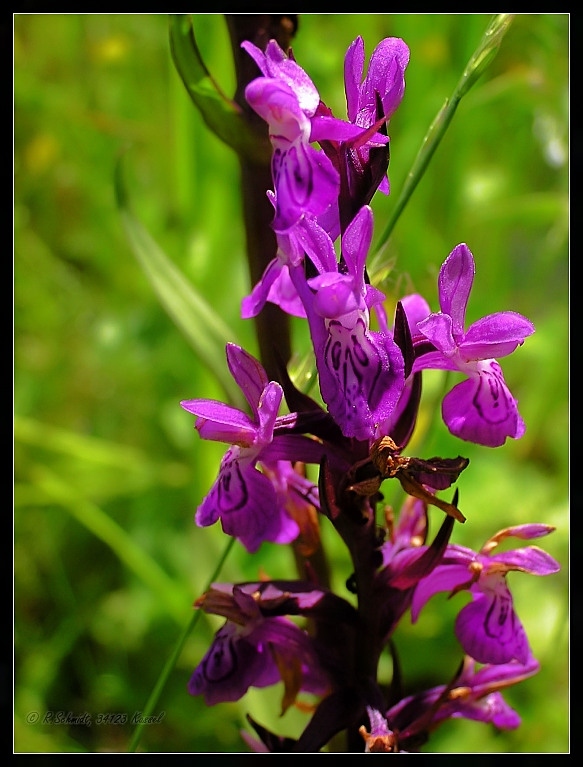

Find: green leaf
<box><xmin>370</xmin><ymin>13</ymin><xmax>515</xmax><ymax>267</ymax></box>
<box><xmin>168</xmin><ymin>14</ymin><xmax>271</xmax><ymax>164</ymax></box>
<box><xmin>114</xmin><ymin>157</ymin><xmax>245</xmax><ymax>409</ymax></box>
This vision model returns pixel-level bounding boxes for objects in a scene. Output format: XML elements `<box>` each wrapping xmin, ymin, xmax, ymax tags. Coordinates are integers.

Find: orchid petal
<box><xmin>341</xmin><ymin>204</ymin><xmax>374</xmax><ymax>278</ymax></box>
<box><xmin>241</xmin><ymin>40</ymin><xmax>320</xmax><ymax>115</ymax></box>
<box><xmin>438</xmin><ymin>243</ymin><xmax>475</xmax><ymax>335</ymax></box>
<box><xmin>308</xmin><ymin>273</ymin><xmax>360</xmax><ymax>319</ymax></box>
<box><xmin>265</xmin><ymin>266</ymin><xmax>307</xmax><ymax>317</ymax></box>
<box><xmin>241</xmin><ymin>257</ymin><xmax>283</xmax><ymax>319</ymax></box>
<box><xmin>188</xmin><ymin>623</ymin><xmax>281</xmax><ymax>705</ymax></box>
<box><xmin>256</xmin><ymin>382</ymin><xmax>284</xmax><ymax>444</ymax></box>
<box><xmin>244</xmin><ymin>78</ymin><xmax>309</xmax><ymax>143</ymax></box>
<box><xmin>417</xmin><ymin>312</ymin><xmax>457</xmax><ymax>355</ymax></box>
<box><xmin>226</xmin><ymin>343</ymin><xmax>269</xmax><ymax>413</ymax></box>
<box><xmin>309</xmin><ymin>115</ymin><xmax>388</xmax><ymax>145</ymax></box>
<box><xmin>272</xmin><ymin>141</ymin><xmax>339</xmax><ymax>233</ymax></box>
<box><xmin>489</xmin><ymin>546</ymin><xmax>561</xmax><ymax>576</ymax></box>
<box><xmin>344</xmin><ymin>36</ymin><xmax>365</xmax><ymax>121</ymax></box>
<box><xmin>455</xmin><ymin>582</ymin><xmax>531</xmax><ymax>664</ymax></box>
<box><xmin>411</xmin><ymin>563</ymin><xmax>471</xmax><ymax>622</ymax></box>
<box><xmin>461</xmin><ymin>312</ymin><xmax>535</xmax><ymax>359</ymax></box>
<box><xmin>180</xmin><ymin>399</ymin><xmax>257</xmax><ymax>445</ymax></box>
<box><xmin>196</xmin><ymin>449</ymin><xmax>299</xmax><ymax>552</ymax></box>
<box><xmin>442</xmin><ymin>362</ymin><xmax>525</xmax><ymax>447</ymax></box>
<box><xmin>317</xmin><ymin>317</ymin><xmax>405</xmax><ymax>441</ymax></box>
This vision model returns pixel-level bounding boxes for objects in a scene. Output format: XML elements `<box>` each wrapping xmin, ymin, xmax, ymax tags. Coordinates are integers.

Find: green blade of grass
<box><xmin>114</xmin><ymin>158</ymin><xmax>245</xmax><ymax>410</ymax></box>
<box><xmin>370</xmin><ymin>13</ymin><xmax>515</xmax><ymax>276</ymax></box>
<box><xmin>127</xmin><ymin>536</ymin><xmax>236</xmax><ymax>753</ymax></box>
<box><xmin>28</xmin><ymin>465</ymin><xmax>190</xmax><ymax>625</ymax></box>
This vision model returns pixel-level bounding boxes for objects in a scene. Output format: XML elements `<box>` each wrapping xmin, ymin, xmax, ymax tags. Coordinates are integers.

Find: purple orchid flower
<box><xmin>411</xmin><ymin>243</ymin><xmax>535</xmax><ymax>447</ymax></box>
<box><xmin>189</xmin><ymin>582</ymin><xmax>331</xmax><ymax>706</ymax></box>
<box><xmin>242</xmin><ymin>40</ymin><xmax>385</xmax><ymax>234</ymax></box>
<box><xmin>241</xmin><ymin>199</ymin><xmax>337</xmax><ymax>320</ymax></box>
<box><xmin>411</xmin><ymin>524</ymin><xmax>560</xmax><ymax>665</ymax></box>
<box><xmin>240</xmin><ymin>36</ymin><xmax>406</xmax><ymax>320</ymax></box>
<box><xmin>244</xmin><ymin>74</ymin><xmax>339</xmax><ymax>233</ymax></box>
<box><xmin>312</xmin><ymin>35</ymin><xmax>410</xmax><ymax>238</ymax></box>
<box><xmin>180</xmin><ymin>343</ymin><xmax>326</xmax><ymax>552</ymax></box>
<box><xmin>387</xmin><ymin>653</ymin><xmax>541</xmax><ymax>748</ymax></box>
<box><xmin>292</xmin><ymin>205</ymin><xmax>405</xmax><ymax>442</ymax></box>
<box><xmin>343</xmin><ymin>35</ymin><xmax>410</xmax><ymax>196</ymax></box>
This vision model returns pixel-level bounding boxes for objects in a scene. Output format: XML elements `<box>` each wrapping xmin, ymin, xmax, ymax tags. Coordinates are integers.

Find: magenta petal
<box><xmin>411</xmin><ymin>563</ymin><xmax>470</xmax><ymax>622</ymax></box>
<box><xmin>309</xmin><ymin>273</ymin><xmax>360</xmax><ymax>319</ymax></box>
<box><xmin>317</xmin><ymin>318</ymin><xmax>405</xmax><ymax>441</ymax></box>
<box><xmin>265</xmin><ymin>265</ymin><xmax>307</xmax><ymax>317</ymax></box>
<box><xmin>455</xmin><ymin>589</ymin><xmax>531</xmax><ymax>664</ymax></box>
<box><xmin>180</xmin><ymin>399</ymin><xmax>257</xmax><ymax>445</ymax></box>
<box><xmin>256</xmin><ymin>382</ymin><xmax>284</xmax><ymax>443</ymax></box>
<box><xmin>197</xmin><ymin>452</ymin><xmax>299</xmax><ymax>553</ymax></box>
<box><xmin>272</xmin><ymin>142</ymin><xmax>339</xmax><ymax>233</ymax></box>
<box><xmin>417</xmin><ymin>312</ymin><xmax>457</xmax><ymax>355</ymax></box>
<box><xmin>470</xmin><ymin>656</ymin><xmax>540</xmax><ymax>690</ymax></box>
<box><xmin>438</xmin><ymin>243</ymin><xmax>475</xmax><ymax>335</ymax></box>
<box><xmin>226</xmin><ymin>343</ymin><xmax>269</xmax><ymax>413</ymax></box>
<box><xmin>496</xmin><ymin>523</ymin><xmax>556</xmax><ymax>542</ymax></box>
<box><xmin>344</xmin><ymin>36</ymin><xmax>365</xmax><ymax>121</ymax></box>
<box><xmin>240</xmin><ymin>40</ymin><xmax>272</xmax><ymax>77</ymax></box>
<box><xmin>490</xmin><ymin>546</ymin><xmax>561</xmax><ymax>576</ymax></box>
<box><xmin>412</xmin><ymin>350</ymin><xmax>459</xmax><ymax>374</ymax></box>
<box><xmin>261</xmin><ymin>41</ymin><xmax>320</xmax><ymax>115</ymax></box>
<box><xmin>294</xmin><ymin>214</ymin><xmax>338</xmax><ymax>273</ymax></box>
<box><xmin>341</xmin><ymin>204</ymin><xmax>373</xmax><ymax>277</ymax></box>
<box><xmin>452</xmin><ymin>692</ymin><xmax>522</xmax><ymax>730</ymax></box>
<box><xmin>461</xmin><ymin>312</ymin><xmax>535</xmax><ymax>359</ymax></box>
<box><xmin>241</xmin><ymin>258</ymin><xmax>283</xmax><ymax>319</ymax></box>
<box><xmin>365</xmin><ymin>37</ymin><xmax>410</xmax><ymax>119</ymax></box>
<box><xmin>245</xmin><ymin>78</ymin><xmax>308</xmax><ymax>143</ymax></box>
<box><xmin>309</xmin><ymin>115</ymin><xmax>386</xmax><ymax>144</ymax></box>
<box><xmin>188</xmin><ymin>624</ymin><xmax>280</xmax><ymax>705</ymax></box>
<box><xmin>442</xmin><ymin>364</ymin><xmax>525</xmax><ymax>447</ymax></box>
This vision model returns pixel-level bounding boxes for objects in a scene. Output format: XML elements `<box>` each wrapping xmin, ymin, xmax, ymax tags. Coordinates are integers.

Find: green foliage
<box><xmin>168</xmin><ymin>14</ymin><xmax>271</xmax><ymax>165</ymax></box>
<box><xmin>14</xmin><ymin>13</ymin><xmax>568</xmax><ymax>753</ymax></box>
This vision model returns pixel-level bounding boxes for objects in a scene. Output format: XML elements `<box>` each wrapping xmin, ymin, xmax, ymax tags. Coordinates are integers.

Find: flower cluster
<box><xmin>180</xmin><ymin>34</ymin><xmax>558</xmax><ymax>753</ymax></box>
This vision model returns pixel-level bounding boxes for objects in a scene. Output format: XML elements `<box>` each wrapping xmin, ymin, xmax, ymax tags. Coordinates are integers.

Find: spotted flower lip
<box><xmin>411</xmin><ymin>524</ymin><xmax>560</xmax><ymax>665</ymax></box>
<box><xmin>188</xmin><ymin>583</ymin><xmax>331</xmax><ymax>706</ymax></box>
<box><xmin>294</xmin><ymin>205</ymin><xmax>405</xmax><ymax>442</ymax></box>
<box><xmin>411</xmin><ymin>243</ymin><xmax>535</xmax><ymax>447</ymax></box>
<box><xmin>180</xmin><ymin>343</ymin><xmax>327</xmax><ymax>552</ymax></box>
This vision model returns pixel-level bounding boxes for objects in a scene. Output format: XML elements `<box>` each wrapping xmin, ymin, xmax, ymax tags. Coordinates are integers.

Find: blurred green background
<box><xmin>14</xmin><ymin>14</ymin><xmax>568</xmax><ymax>753</ymax></box>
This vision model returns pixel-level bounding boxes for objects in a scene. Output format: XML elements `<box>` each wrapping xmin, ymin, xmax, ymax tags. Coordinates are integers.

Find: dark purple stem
<box><xmin>224</xmin><ymin>14</ymin><xmax>297</xmax><ymax>383</ymax></box>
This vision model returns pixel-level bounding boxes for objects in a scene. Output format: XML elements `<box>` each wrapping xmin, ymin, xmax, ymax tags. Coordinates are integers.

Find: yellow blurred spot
<box><xmin>463</xmin><ymin>167</ymin><xmax>508</xmax><ymax>206</ymax></box>
<box><xmin>418</xmin><ymin>35</ymin><xmax>449</xmax><ymax>67</ymax></box>
<box><xmin>24</xmin><ymin>134</ymin><xmax>59</xmax><ymax>174</ymax></box>
<box><xmin>91</xmin><ymin>35</ymin><xmax>130</xmax><ymax>63</ymax></box>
